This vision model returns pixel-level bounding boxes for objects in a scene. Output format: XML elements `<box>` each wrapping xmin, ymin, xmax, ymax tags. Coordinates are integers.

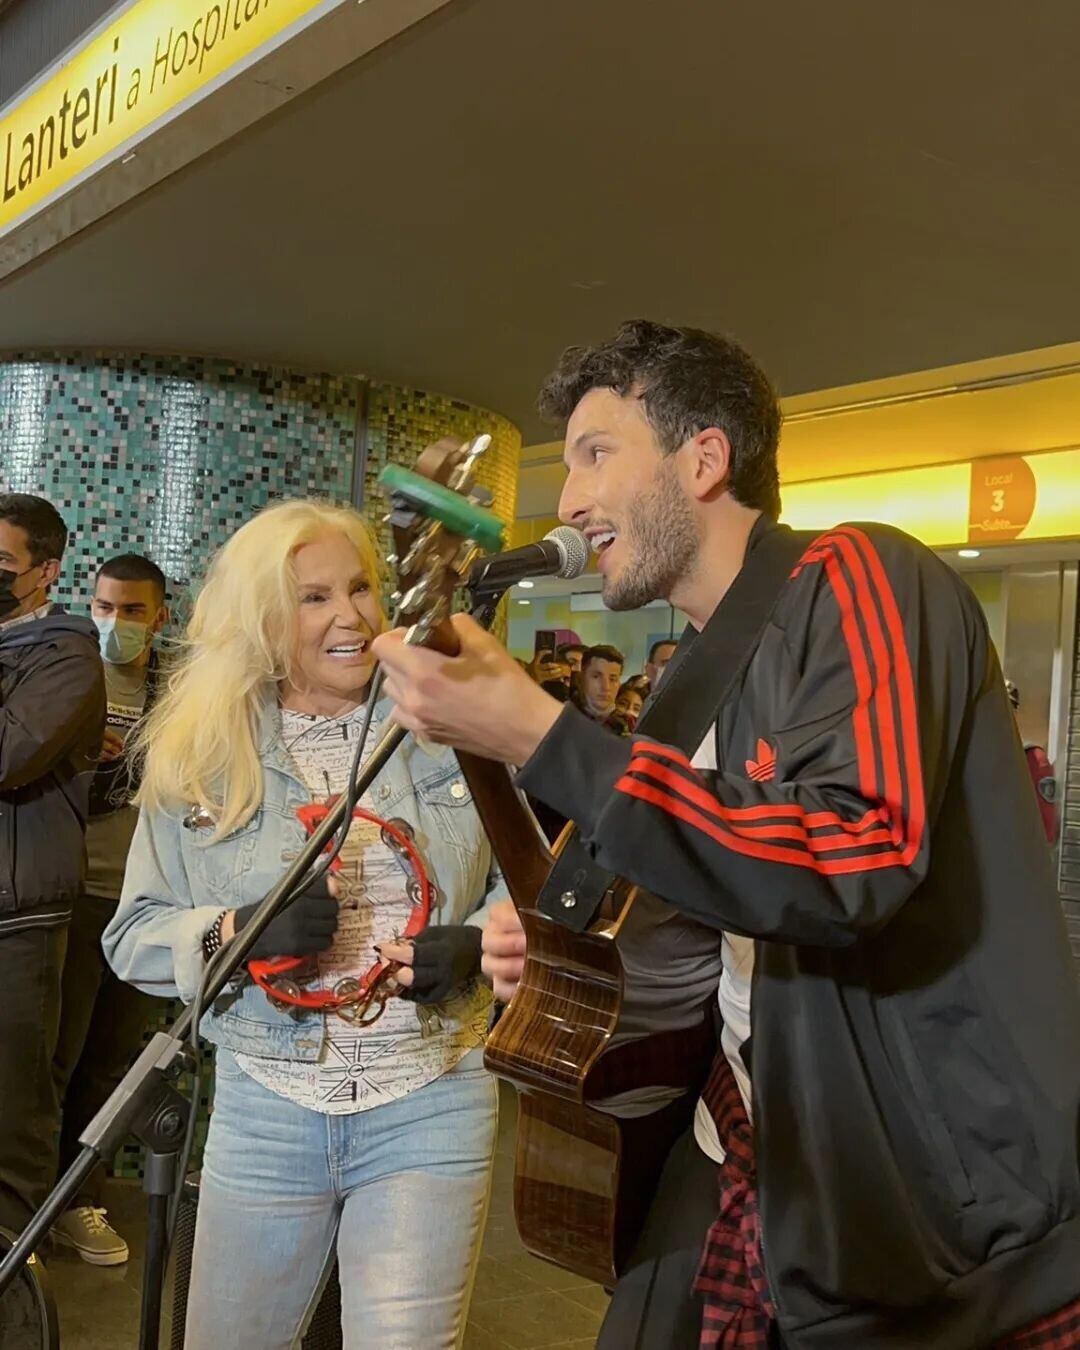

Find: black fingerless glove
<box><xmin>235</xmin><ymin>875</ymin><xmax>339</xmax><ymax>959</ymax></box>
<box><xmin>399</xmin><ymin>925</ymin><xmax>483</xmax><ymax>1005</ymax></box>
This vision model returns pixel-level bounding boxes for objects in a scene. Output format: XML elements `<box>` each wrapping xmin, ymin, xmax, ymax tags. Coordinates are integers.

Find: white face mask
<box><xmin>94</xmin><ymin>616</ymin><xmax>151</xmax><ymax>666</ymax></box>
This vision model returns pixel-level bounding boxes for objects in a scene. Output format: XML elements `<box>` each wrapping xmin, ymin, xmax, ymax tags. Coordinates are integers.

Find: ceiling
<box><xmin>2</xmin><ymin>0</ymin><xmax>1080</xmax><ymax>441</ymax></box>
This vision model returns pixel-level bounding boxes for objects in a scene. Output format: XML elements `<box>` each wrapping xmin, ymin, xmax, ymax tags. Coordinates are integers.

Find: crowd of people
<box><xmin>518</xmin><ymin>638</ymin><xmax>679</xmax><ymax>843</ymax></box>
<box><xmin>525</xmin><ymin>635</ymin><xmax>678</xmax><ymax>733</ymax></box>
<box><xmin>0</xmin><ymin>314</ymin><xmax>1076</xmax><ymax>1350</ymax></box>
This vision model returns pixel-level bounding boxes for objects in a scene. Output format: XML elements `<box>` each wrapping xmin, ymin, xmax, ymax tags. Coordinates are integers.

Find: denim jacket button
<box><xmin>450</xmin><ymin>782</ymin><xmax>466</xmax><ymax>800</ymax></box>
<box><xmin>379</xmin><ymin>784</ymin><xmax>391</xmax><ymax>800</ymax></box>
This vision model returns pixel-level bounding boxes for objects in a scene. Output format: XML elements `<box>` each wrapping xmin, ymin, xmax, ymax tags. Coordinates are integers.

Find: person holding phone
<box><xmin>528</xmin><ymin>633</ymin><xmax>571</xmax><ymax>697</ymax></box>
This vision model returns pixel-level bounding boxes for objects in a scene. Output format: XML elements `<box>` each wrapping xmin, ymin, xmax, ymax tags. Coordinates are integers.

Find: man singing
<box><xmin>374</xmin><ymin>320</ymin><xmax>1080</xmax><ymax>1349</ymax></box>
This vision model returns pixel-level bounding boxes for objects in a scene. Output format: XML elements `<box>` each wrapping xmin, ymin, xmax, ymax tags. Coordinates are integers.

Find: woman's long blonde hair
<box><xmin>137</xmin><ymin>498</ymin><xmax>384</xmax><ymax>838</ymax></box>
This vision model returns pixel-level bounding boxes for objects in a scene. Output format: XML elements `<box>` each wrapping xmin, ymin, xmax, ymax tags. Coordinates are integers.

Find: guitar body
<box><xmin>485</xmin><ymin>897</ymin><xmax>715</xmax><ymax>1285</ymax></box>
<box><xmin>508</xmin><ymin>1073</ymin><xmax>695</xmax><ymax>1287</ymax></box>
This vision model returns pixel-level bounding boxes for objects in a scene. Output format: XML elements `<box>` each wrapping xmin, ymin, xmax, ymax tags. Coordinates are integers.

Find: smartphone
<box><xmin>534</xmin><ymin>629</ymin><xmax>558</xmax><ymax>658</ymax></box>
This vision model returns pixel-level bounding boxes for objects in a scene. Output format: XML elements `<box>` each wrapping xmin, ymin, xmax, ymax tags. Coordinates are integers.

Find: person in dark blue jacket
<box><xmin>0</xmin><ymin>493</ymin><xmax>103</xmax><ymax>1243</ymax></box>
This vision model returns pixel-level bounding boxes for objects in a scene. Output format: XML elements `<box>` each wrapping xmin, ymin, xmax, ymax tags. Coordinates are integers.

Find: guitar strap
<box><xmin>536</xmin><ymin>517</ymin><xmax>814</xmax><ymax>932</ymax></box>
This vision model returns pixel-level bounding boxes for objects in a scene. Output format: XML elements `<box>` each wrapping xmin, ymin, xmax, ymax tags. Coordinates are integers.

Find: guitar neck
<box><xmin>454</xmin><ymin>750</ymin><xmax>553</xmax><ymax>912</ymax></box>
<box><xmin>382</xmin><ymin>444</ymin><xmax>554</xmax><ymax>915</ymax></box>
<box><xmin>405</xmin><ymin>593</ymin><xmax>554</xmax><ymax>914</ymax></box>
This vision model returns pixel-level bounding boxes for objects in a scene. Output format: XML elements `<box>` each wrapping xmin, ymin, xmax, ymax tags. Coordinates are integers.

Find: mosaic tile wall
<box><xmin>363</xmin><ymin>382</ymin><xmax>522</xmax><ymax>636</ymax></box>
<box><xmin>0</xmin><ymin>359</ymin><xmax>523</xmax><ymax>616</ymax></box>
<box><xmin>0</xmin><ymin>353</ymin><xmax>521</xmax><ymax>1173</ymax></box>
<box><xmin>0</xmin><ymin>352</ymin><xmax>362</xmax><ymax>1175</ymax></box>
<box><xmin>0</xmin><ymin>354</ymin><xmax>362</xmax><ymax>612</ymax></box>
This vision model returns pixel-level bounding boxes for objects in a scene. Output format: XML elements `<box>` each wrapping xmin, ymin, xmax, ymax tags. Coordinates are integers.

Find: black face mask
<box><xmin>0</xmin><ymin>566</ymin><xmax>38</xmax><ymax>620</ymax></box>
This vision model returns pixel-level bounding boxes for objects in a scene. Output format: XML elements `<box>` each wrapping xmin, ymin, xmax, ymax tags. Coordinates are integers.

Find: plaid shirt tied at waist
<box><xmin>692</xmin><ymin>1050</ymin><xmax>1080</xmax><ymax>1350</ymax></box>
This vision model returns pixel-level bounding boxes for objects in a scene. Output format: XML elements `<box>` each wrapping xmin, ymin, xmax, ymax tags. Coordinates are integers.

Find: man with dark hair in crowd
<box><xmin>572</xmin><ymin>643</ymin><xmax>624</xmax><ymax>726</ymax></box>
<box><xmin>612</xmin><ymin>679</ymin><xmax>647</xmax><ymax>732</ymax></box>
<box><xmin>557</xmin><ymin>642</ymin><xmax>585</xmax><ymax>675</ymax></box>
<box><xmin>531</xmin><ymin>645</ymin><xmax>631</xmax><ymax>842</ymax></box>
<box><xmin>376</xmin><ymin>319</ymin><xmax>1080</xmax><ymax>1348</ymax></box>
<box><xmin>539</xmin><ymin>642</ymin><xmax>586</xmax><ymax>704</ymax></box>
<box><xmin>0</xmin><ymin>494</ymin><xmax>104</xmax><ymax>1244</ymax></box>
<box><xmin>645</xmin><ymin>637</ymin><xmax>677</xmax><ymax>689</ymax></box>
<box><xmin>51</xmin><ymin>553</ymin><xmax>168</xmax><ymax>1265</ymax></box>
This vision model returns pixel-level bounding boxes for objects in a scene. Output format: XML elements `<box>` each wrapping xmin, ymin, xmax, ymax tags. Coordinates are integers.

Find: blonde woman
<box><xmin>103</xmin><ymin>500</ymin><xmax>501</xmax><ymax>1350</ymax></box>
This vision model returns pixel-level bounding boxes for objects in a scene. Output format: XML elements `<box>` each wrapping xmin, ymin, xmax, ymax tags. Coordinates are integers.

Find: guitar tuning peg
<box><xmin>390</xmin><ymin>590</ymin><xmax>402</xmax><ymax>604</ymax></box>
<box><xmin>386</xmin><ymin>553</ymin><xmax>398</xmax><ymax>567</ymax></box>
<box><xmin>382</xmin><ymin>512</ymin><xmax>393</xmax><ymax>525</ymax></box>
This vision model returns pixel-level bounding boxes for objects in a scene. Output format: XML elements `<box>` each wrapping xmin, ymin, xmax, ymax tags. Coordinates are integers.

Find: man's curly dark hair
<box><xmin>537</xmin><ymin>319</ymin><xmax>782</xmax><ymax>519</ymax></box>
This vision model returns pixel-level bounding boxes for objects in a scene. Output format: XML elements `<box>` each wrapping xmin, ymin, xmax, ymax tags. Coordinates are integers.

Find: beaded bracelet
<box><xmin>201</xmin><ymin>911</ymin><xmax>228</xmax><ymax>962</ymax></box>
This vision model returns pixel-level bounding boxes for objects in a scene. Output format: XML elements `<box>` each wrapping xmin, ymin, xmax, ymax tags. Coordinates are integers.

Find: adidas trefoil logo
<box><xmin>745</xmin><ymin>738</ymin><xmax>777</xmax><ymax>783</ymax></box>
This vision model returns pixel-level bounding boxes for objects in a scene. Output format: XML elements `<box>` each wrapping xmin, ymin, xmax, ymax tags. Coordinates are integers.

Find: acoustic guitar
<box><xmin>382</xmin><ymin>440</ymin><xmax>721</xmax><ymax>1287</ymax></box>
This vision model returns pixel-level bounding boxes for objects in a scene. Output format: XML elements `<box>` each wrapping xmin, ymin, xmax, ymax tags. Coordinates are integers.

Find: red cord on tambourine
<box><xmin>248</xmin><ymin>801</ymin><xmax>432</xmax><ymax>1022</ymax></box>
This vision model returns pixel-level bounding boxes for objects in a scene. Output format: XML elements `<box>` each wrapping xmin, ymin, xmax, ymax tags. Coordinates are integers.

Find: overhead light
<box><xmin>517</xmin><ymin>599</ymin><xmax>531</xmax><ymax>605</ymax></box>
<box><xmin>517</xmin><ymin>579</ymin><xmax>535</xmax><ymax>589</ymax></box>
<box><xmin>958</xmin><ymin>549</ymin><xmax>981</xmax><ymax>559</ymax></box>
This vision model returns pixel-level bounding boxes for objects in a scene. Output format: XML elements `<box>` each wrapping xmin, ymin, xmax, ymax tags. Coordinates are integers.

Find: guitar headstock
<box><xmin>380</xmin><ymin>435</ymin><xmax>505</xmax><ymax>652</ymax></box>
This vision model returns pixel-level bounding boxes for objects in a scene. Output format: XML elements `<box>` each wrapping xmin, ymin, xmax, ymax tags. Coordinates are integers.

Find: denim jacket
<box><xmin>103</xmin><ymin>696</ymin><xmax>504</xmax><ymax>1061</ymax></box>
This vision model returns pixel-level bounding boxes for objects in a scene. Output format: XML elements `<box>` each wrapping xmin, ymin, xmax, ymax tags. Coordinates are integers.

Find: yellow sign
<box><xmin>782</xmin><ymin>446</ymin><xmax>1080</xmax><ymax>548</ymax></box>
<box><xmin>1</xmin><ymin>0</ymin><xmax>325</xmax><ymax>235</ymax></box>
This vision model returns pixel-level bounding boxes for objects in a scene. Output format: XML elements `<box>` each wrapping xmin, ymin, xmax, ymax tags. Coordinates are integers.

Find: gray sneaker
<box><xmin>52</xmin><ymin>1206</ymin><xmax>129</xmax><ymax>1266</ymax></box>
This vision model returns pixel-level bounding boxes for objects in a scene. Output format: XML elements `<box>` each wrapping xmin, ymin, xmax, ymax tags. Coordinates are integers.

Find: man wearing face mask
<box><xmin>0</xmin><ymin>494</ymin><xmax>104</xmax><ymax>1245</ymax></box>
<box><xmin>51</xmin><ymin>554</ymin><xmax>168</xmax><ymax>1265</ymax></box>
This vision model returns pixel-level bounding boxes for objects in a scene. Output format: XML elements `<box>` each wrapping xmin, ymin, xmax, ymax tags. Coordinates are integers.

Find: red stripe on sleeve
<box><xmin>618</xmin><ymin>776</ymin><xmax>911</xmax><ymax>875</ymax></box>
<box><xmin>827</xmin><ymin>534</ymin><xmax>904</xmax><ymax>846</ymax></box>
<box><xmin>626</xmin><ymin>744</ymin><xmax>892</xmax><ymax>836</ymax></box>
<box><xmin>818</xmin><ymin>547</ymin><xmax>878</xmax><ymax>801</ymax></box>
<box><xmin>613</xmin><ymin>530</ymin><xmax>926</xmax><ymax>873</ymax></box>
<box><xmin>622</xmin><ymin>756</ymin><xmax>905</xmax><ymax>862</ymax></box>
<box><xmin>836</xmin><ymin>528</ymin><xmax>926</xmax><ymax>863</ymax></box>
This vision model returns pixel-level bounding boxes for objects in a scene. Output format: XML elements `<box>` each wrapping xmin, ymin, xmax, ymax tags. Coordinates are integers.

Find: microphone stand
<box><xmin>0</xmin><ymin>718</ymin><xmax>408</xmax><ymax>1350</ymax></box>
<box><xmin>465</xmin><ymin>575</ymin><xmax>511</xmax><ymax>631</ymax></box>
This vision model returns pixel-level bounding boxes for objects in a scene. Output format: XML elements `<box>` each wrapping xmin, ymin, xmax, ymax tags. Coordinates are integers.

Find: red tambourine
<box><xmin>247</xmin><ymin>801</ymin><xmax>432</xmax><ymax>1023</ymax></box>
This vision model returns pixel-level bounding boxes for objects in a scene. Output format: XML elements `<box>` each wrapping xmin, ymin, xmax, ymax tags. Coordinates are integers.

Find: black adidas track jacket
<box><xmin>518</xmin><ymin>520</ymin><xmax>1080</xmax><ymax>1349</ymax></box>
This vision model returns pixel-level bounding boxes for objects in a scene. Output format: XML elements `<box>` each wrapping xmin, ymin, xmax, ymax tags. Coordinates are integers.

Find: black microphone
<box><xmin>468</xmin><ymin>526</ymin><xmax>589</xmax><ymax>594</ymax></box>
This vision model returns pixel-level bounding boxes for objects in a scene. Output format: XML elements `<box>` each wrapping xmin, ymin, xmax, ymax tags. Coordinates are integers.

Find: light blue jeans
<box><xmin>184</xmin><ymin>1049</ymin><xmax>498</xmax><ymax>1350</ymax></box>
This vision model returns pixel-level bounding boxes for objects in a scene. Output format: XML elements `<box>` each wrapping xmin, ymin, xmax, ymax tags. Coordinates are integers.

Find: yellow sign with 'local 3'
<box><xmin>0</xmin><ymin>0</ymin><xmax>324</xmax><ymax>236</ymax></box>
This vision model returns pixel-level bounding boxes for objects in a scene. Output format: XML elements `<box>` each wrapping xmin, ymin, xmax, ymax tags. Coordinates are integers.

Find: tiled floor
<box><xmin>45</xmin><ymin>1083</ymin><xmax>609</xmax><ymax>1348</ymax></box>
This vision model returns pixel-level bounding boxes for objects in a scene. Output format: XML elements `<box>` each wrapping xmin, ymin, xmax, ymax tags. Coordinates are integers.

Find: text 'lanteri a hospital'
<box><xmin>2</xmin><ymin>0</ymin><xmax>282</xmax><ymax>211</ymax></box>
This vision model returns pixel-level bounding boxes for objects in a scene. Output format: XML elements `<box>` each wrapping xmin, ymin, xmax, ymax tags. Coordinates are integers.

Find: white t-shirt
<box><xmin>691</xmin><ymin>725</ymin><xmax>755</xmax><ymax>1163</ymax></box>
<box><xmin>235</xmin><ymin>706</ymin><xmax>487</xmax><ymax>1114</ymax></box>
